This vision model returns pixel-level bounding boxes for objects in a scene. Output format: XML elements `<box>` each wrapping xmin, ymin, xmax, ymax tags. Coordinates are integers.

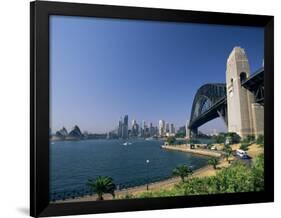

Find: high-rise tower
<box><xmin>122</xmin><ymin>115</ymin><xmax>129</xmax><ymax>139</ymax></box>
<box><xmin>158</xmin><ymin>120</ymin><xmax>165</xmax><ymax>137</ymax></box>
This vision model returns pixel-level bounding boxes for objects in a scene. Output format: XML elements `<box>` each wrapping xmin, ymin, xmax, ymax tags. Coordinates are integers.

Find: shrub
<box><xmin>243</xmin><ymin>135</ymin><xmax>255</xmax><ymax>143</ymax></box>
<box><xmin>207</xmin><ymin>144</ymin><xmax>213</xmax><ymax>149</ymax></box>
<box><xmin>212</xmin><ymin>133</ymin><xmax>225</xmax><ymax>143</ymax></box>
<box><xmin>119</xmin><ymin>192</ymin><xmax>134</xmax><ymax>199</ymax></box>
<box><xmin>240</xmin><ymin>143</ymin><xmax>250</xmax><ymax>151</ymax></box>
<box><xmin>166</xmin><ymin>136</ymin><xmax>176</xmax><ymax>145</ymax></box>
<box><xmin>175</xmin><ymin>132</ymin><xmax>186</xmax><ymax>138</ymax></box>
<box><xmin>188</xmin><ymin>138</ymin><xmax>200</xmax><ymax>144</ymax></box>
<box><xmin>251</xmin><ymin>154</ymin><xmax>264</xmax><ymax>191</ymax></box>
<box><xmin>225</xmin><ymin>132</ymin><xmax>241</xmax><ymax>144</ymax></box>
<box><xmin>256</xmin><ymin>135</ymin><xmax>264</xmax><ymax>147</ymax></box>
<box><xmin>135</xmin><ymin>154</ymin><xmax>264</xmax><ymax>198</ymax></box>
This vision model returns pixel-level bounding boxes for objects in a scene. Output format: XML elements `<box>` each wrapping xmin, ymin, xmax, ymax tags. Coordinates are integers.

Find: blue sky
<box><xmin>50</xmin><ymin>15</ymin><xmax>264</xmax><ymax>134</ymax></box>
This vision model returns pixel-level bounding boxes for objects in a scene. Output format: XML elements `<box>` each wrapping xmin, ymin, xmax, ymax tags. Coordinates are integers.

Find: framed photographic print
<box><xmin>30</xmin><ymin>1</ymin><xmax>274</xmax><ymax>217</ymax></box>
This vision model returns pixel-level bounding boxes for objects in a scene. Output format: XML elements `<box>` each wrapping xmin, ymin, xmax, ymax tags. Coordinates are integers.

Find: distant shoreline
<box><xmin>50</xmin><ymin>137</ymin><xmax>165</xmax><ymax>142</ymax></box>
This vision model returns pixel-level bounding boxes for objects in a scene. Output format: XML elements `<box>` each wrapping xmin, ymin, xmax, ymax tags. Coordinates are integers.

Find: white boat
<box><xmin>145</xmin><ymin>137</ymin><xmax>154</xmax><ymax>141</ymax></box>
<box><xmin>123</xmin><ymin>142</ymin><xmax>128</xmax><ymax>146</ymax></box>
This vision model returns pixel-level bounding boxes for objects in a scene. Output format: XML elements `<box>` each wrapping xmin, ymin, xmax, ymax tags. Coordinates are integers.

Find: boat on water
<box><xmin>145</xmin><ymin>137</ymin><xmax>154</xmax><ymax>141</ymax></box>
<box><xmin>123</xmin><ymin>142</ymin><xmax>132</xmax><ymax>146</ymax></box>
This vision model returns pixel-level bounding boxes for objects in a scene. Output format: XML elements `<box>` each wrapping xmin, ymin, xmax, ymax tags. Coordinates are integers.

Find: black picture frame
<box><xmin>30</xmin><ymin>1</ymin><xmax>274</xmax><ymax>217</ymax></box>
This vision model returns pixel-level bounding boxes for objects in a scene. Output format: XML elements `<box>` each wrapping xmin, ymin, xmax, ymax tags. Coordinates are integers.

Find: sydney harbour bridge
<box><xmin>188</xmin><ymin>47</ymin><xmax>264</xmax><ymax>138</ymax></box>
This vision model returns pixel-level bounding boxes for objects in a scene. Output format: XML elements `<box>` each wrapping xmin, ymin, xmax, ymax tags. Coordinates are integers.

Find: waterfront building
<box><xmin>67</xmin><ymin>125</ymin><xmax>83</xmax><ymax>140</ymax></box>
<box><xmin>68</xmin><ymin>125</ymin><xmax>82</xmax><ymax>137</ymax></box>
<box><xmin>56</xmin><ymin>126</ymin><xmax>68</xmax><ymax>137</ymax></box>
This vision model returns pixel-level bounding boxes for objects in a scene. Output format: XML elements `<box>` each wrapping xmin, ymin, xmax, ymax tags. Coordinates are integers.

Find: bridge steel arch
<box><xmin>188</xmin><ymin>83</ymin><xmax>227</xmax><ymax>136</ymax></box>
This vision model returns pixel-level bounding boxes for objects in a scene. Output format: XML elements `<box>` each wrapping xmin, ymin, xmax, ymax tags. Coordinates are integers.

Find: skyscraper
<box><xmin>159</xmin><ymin>120</ymin><xmax>165</xmax><ymax>137</ymax></box>
<box><xmin>122</xmin><ymin>115</ymin><xmax>129</xmax><ymax>139</ymax></box>
<box><xmin>118</xmin><ymin>117</ymin><xmax>123</xmax><ymax>138</ymax></box>
<box><xmin>131</xmin><ymin>119</ymin><xmax>139</xmax><ymax>137</ymax></box>
<box><xmin>165</xmin><ymin>122</ymin><xmax>170</xmax><ymax>134</ymax></box>
<box><xmin>149</xmin><ymin>122</ymin><xmax>153</xmax><ymax>136</ymax></box>
<box><xmin>131</xmin><ymin>119</ymin><xmax>137</xmax><ymax>127</ymax></box>
<box><xmin>141</xmin><ymin>120</ymin><xmax>146</xmax><ymax>137</ymax></box>
<box><xmin>170</xmin><ymin>123</ymin><xmax>175</xmax><ymax>134</ymax></box>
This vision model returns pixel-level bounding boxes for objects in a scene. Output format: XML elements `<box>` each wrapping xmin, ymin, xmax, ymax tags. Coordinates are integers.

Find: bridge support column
<box><xmin>190</xmin><ymin>128</ymin><xmax>198</xmax><ymax>138</ymax></box>
<box><xmin>251</xmin><ymin>103</ymin><xmax>264</xmax><ymax>138</ymax></box>
<box><xmin>217</xmin><ymin>104</ymin><xmax>228</xmax><ymax>126</ymax></box>
<box><xmin>226</xmin><ymin>47</ymin><xmax>255</xmax><ymax>138</ymax></box>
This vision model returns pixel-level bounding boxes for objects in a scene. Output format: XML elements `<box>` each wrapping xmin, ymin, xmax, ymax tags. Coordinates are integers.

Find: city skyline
<box><xmin>50</xmin><ymin>15</ymin><xmax>264</xmax><ymax>134</ymax></box>
<box><xmin>51</xmin><ymin>115</ymin><xmax>178</xmax><ymax>136</ymax></box>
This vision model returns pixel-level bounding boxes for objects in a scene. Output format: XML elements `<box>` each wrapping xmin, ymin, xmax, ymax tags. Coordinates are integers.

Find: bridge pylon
<box><xmin>226</xmin><ymin>47</ymin><xmax>262</xmax><ymax>138</ymax></box>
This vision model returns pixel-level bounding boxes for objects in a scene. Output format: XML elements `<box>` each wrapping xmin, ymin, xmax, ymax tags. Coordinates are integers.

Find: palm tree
<box><xmin>208</xmin><ymin>157</ymin><xmax>219</xmax><ymax>169</ymax></box>
<box><xmin>172</xmin><ymin>164</ymin><xmax>193</xmax><ymax>182</ymax></box>
<box><xmin>87</xmin><ymin>176</ymin><xmax>116</xmax><ymax>201</ymax></box>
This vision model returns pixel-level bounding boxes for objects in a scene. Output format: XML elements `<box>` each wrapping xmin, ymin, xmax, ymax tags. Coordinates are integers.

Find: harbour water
<box><xmin>50</xmin><ymin>139</ymin><xmax>209</xmax><ymax>200</ymax></box>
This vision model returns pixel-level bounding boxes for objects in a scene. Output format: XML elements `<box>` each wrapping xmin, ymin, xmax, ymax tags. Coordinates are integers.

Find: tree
<box><xmin>188</xmin><ymin>138</ymin><xmax>200</xmax><ymax>144</ymax></box>
<box><xmin>225</xmin><ymin>132</ymin><xmax>241</xmax><ymax>144</ymax></box>
<box><xmin>256</xmin><ymin>135</ymin><xmax>264</xmax><ymax>147</ymax></box>
<box><xmin>175</xmin><ymin>132</ymin><xmax>186</xmax><ymax>138</ymax></box>
<box><xmin>132</xmin><ymin>155</ymin><xmax>264</xmax><ymax>198</ymax></box>
<box><xmin>212</xmin><ymin>133</ymin><xmax>225</xmax><ymax>143</ymax></box>
<box><xmin>243</xmin><ymin>135</ymin><xmax>255</xmax><ymax>143</ymax></box>
<box><xmin>223</xmin><ymin>147</ymin><xmax>232</xmax><ymax>163</ymax></box>
<box><xmin>240</xmin><ymin>143</ymin><xmax>249</xmax><ymax>151</ymax></box>
<box><xmin>172</xmin><ymin>165</ymin><xmax>193</xmax><ymax>182</ymax></box>
<box><xmin>87</xmin><ymin>176</ymin><xmax>116</xmax><ymax>200</ymax></box>
<box><xmin>251</xmin><ymin>154</ymin><xmax>264</xmax><ymax>191</ymax></box>
<box><xmin>208</xmin><ymin>157</ymin><xmax>219</xmax><ymax>169</ymax></box>
<box><xmin>167</xmin><ymin>136</ymin><xmax>176</xmax><ymax>145</ymax></box>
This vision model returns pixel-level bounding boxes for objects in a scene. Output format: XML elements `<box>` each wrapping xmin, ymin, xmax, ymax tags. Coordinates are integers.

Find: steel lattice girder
<box><xmin>189</xmin><ymin>83</ymin><xmax>226</xmax><ymax>129</ymax></box>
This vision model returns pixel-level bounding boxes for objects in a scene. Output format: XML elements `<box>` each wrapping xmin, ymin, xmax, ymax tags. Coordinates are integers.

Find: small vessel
<box><xmin>145</xmin><ymin>137</ymin><xmax>154</xmax><ymax>141</ymax></box>
<box><xmin>123</xmin><ymin>142</ymin><xmax>128</xmax><ymax>146</ymax></box>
